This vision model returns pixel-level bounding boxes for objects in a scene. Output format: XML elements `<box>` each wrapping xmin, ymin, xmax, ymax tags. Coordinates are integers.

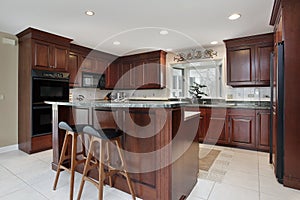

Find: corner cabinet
<box><xmin>224</xmin><ymin>33</ymin><xmax>274</xmax><ymax>87</ymax></box>
<box><xmin>106</xmin><ymin>50</ymin><xmax>166</xmax><ymax>89</ymax></box>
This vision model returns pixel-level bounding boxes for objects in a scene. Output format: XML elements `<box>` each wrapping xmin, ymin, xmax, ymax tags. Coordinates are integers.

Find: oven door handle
<box><xmin>32</xmin><ymin>77</ymin><xmax>69</xmax><ymax>83</ymax></box>
<box><xmin>32</xmin><ymin>105</ymin><xmax>52</xmax><ymax>110</ymax></box>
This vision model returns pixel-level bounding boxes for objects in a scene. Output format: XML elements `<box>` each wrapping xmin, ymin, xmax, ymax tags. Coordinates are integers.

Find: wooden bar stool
<box><xmin>53</xmin><ymin>121</ymin><xmax>88</xmax><ymax>200</ymax></box>
<box><xmin>77</xmin><ymin>126</ymin><xmax>136</xmax><ymax>200</ymax></box>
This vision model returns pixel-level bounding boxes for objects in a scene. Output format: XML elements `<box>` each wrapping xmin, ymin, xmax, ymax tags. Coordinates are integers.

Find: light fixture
<box><xmin>85</xmin><ymin>10</ymin><xmax>95</xmax><ymax>16</ymax></box>
<box><xmin>228</xmin><ymin>13</ymin><xmax>241</xmax><ymax>20</ymax></box>
<box><xmin>113</xmin><ymin>41</ymin><xmax>120</xmax><ymax>45</ymax></box>
<box><xmin>210</xmin><ymin>41</ymin><xmax>218</xmax><ymax>45</ymax></box>
<box><xmin>160</xmin><ymin>30</ymin><xmax>169</xmax><ymax>35</ymax></box>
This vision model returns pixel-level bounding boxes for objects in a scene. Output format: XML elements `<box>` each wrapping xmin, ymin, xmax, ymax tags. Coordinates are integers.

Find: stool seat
<box><xmin>83</xmin><ymin>126</ymin><xmax>123</xmax><ymax>140</ymax></box>
<box><xmin>58</xmin><ymin>121</ymin><xmax>87</xmax><ymax>133</ymax></box>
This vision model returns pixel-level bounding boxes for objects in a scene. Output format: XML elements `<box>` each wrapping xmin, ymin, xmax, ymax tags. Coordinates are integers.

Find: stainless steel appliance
<box><xmin>82</xmin><ymin>72</ymin><xmax>105</xmax><ymax>89</ymax></box>
<box><xmin>270</xmin><ymin>42</ymin><xmax>285</xmax><ymax>183</ymax></box>
<box><xmin>32</xmin><ymin>70</ymin><xmax>69</xmax><ymax>136</ymax></box>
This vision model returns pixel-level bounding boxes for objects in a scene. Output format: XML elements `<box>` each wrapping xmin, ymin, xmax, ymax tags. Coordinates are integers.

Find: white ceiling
<box><xmin>0</xmin><ymin>0</ymin><xmax>274</xmax><ymax>56</ymax></box>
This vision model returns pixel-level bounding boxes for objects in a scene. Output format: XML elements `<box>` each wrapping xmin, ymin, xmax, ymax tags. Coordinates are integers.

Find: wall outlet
<box><xmin>248</xmin><ymin>94</ymin><xmax>254</xmax><ymax>98</ymax></box>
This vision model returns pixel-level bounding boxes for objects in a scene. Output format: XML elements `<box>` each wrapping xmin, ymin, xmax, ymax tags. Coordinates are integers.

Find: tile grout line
<box><xmin>206</xmin><ymin>181</ymin><xmax>217</xmax><ymax>200</ymax></box>
<box><xmin>257</xmin><ymin>151</ymin><xmax>261</xmax><ymax>200</ymax></box>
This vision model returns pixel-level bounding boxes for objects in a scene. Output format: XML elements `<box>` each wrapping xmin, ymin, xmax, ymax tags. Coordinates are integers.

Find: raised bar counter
<box><xmin>46</xmin><ymin>100</ymin><xmax>200</xmax><ymax>200</ymax></box>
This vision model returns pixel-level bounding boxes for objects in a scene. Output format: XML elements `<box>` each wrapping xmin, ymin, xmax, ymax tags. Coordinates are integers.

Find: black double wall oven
<box><xmin>32</xmin><ymin>70</ymin><xmax>69</xmax><ymax>136</ymax></box>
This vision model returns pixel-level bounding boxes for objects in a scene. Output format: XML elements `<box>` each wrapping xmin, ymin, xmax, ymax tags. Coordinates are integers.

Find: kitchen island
<box><xmin>46</xmin><ymin>100</ymin><xmax>200</xmax><ymax>200</ymax></box>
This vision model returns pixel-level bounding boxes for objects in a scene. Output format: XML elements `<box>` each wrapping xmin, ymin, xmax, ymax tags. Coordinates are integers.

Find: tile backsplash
<box><xmin>225</xmin><ymin>86</ymin><xmax>271</xmax><ymax>101</ymax></box>
<box><xmin>70</xmin><ymin>88</ymin><xmax>170</xmax><ymax>102</ymax></box>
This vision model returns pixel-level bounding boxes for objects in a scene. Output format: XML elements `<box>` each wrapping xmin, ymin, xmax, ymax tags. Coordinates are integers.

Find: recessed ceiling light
<box><xmin>160</xmin><ymin>30</ymin><xmax>169</xmax><ymax>35</ymax></box>
<box><xmin>228</xmin><ymin>13</ymin><xmax>241</xmax><ymax>20</ymax></box>
<box><xmin>113</xmin><ymin>41</ymin><xmax>120</xmax><ymax>45</ymax></box>
<box><xmin>210</xmin><ymin>41</ymin><xmax>218</xmax><ymax>45</ymax></box>
<box><xmin>85</xmin><ymin>10</ymin><xmax>95</xmax><ymax>16</ymax></box>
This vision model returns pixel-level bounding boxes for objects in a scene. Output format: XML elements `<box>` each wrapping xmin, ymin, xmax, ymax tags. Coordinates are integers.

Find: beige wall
<box><xmin>0</xmin><ymin>32</ymin><xmax>18</xmax><ymax>147</ymax></box>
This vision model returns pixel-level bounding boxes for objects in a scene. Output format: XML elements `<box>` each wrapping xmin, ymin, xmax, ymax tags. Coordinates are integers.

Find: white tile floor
<box><xmin>0</xmin><ymin>145</ymin><xmax>300</xmax><ymax>200</ymax></box>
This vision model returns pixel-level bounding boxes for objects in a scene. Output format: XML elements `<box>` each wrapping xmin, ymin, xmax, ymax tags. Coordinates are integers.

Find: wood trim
<box><xmin>270</xmin><ymin>0</ymin><xmax>282</xmax><ymax>25</ymax></box>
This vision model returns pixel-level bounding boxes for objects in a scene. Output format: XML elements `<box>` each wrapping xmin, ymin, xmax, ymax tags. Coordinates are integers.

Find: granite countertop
<box><xmin>45</xmin><ymin>100</ymin><xmax>189</xmax><ymax>108</ymax></box>
<box><xmin>185</xmin><ymin>102</ymin><xmax>270</xmax><ymax>110</ymax></box>
<box><xmin>45</xmin><ymin>100</ymin><xmax>270</xmax><ymax>110</ymax></box>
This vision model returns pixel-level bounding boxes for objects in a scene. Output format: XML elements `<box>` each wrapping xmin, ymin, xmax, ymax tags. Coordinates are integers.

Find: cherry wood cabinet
<box><xmin>68</xmin><ymin>44</ymin><xmax>117</xmax><ymax>88</ymax></box>
<box><xmin>16</xmin><ymin>28</ymin><xmax>72</xmax><ymax>154</ymax></box>
<box><xmin>187</xmin><ymin>106</ymin><xmax>270</xmax><ymax>151</ymax></box>
<box><xmin>256</xmin><ymin>110</ymin><xmax>270</xmax><ymax>151</ymax></box>
<box><xmin>228</xmin><ymin>109</ymin><xmax>256</xmax><ymax>149</ymax></box>
<box><xmin>68</xmin><ymin>51</ymin><xmax>81</xmax><ymax>87</ymax></box>
<box><xmin>224</xmin><ymin>33</ymin><xmax>273</xmax><ymax>87</ymax></box>
<box><xmin>33</xmin><ymin>40</ymin><xmax>69</xmax><ymax>72</ymax></box>
<box><xmin>106</xmin><ymin>50</ymin><xmax>166</xmax><ymax>89</ymax></box>
<box><xmin>205</xmin><ymin>108</ymin><xmax>228</xmax><ymax>145</ymax></box>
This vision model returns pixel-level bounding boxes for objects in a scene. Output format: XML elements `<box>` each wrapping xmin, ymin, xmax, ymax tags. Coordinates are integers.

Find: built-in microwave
<box><xmin>82</xmin><ymin>72</ymin><xmax>105</xmax><ymax>89</ymax></box>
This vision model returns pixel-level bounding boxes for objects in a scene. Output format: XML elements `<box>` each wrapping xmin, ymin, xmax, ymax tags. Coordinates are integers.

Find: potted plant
<box><xmin>189</xmin><ymin>82</ymin><xmax>208</xmax><ymax>103</ymax></box>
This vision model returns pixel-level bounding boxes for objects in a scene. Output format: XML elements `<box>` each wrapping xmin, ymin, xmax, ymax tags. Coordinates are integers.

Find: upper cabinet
<box><xmin>33</xmin><ymin>40</ymin><xmax>69</xmax><ymax>71</ymax></box>
<box><xmin>68</xmin><ymin>44</ymin><xmax>117</xmax><ymax>88</ymax></box>
<box><xmin>106</xmin><ymin>50</ymin><xmax>166</xmax><ymax>89</ymax></box>
<box><xmin>224</xmin><ymin>33</ymin><xmax>274</xmax><ymax>87</ymax></box>
<box><xmin>17</xmin><ymin>27</ymin><xmax>72</xmax><ymax>72</ymax></box>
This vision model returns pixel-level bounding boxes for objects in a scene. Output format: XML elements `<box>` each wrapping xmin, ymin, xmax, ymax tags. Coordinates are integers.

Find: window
<box><xmin>171</xmin><ymin>68</ymin><xmax>184</xmax><ymax>97</ymax></box>
<box><xmin>171</xmin><ymin>59</ymin><xmax>223</xmax><ymax>98</ymax></box>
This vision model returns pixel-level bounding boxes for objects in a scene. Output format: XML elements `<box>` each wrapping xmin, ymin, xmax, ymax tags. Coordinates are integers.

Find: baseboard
<box><xmin>0</xmin><ymin>144</ymin><xmax>18</xmax><ymax>154</ymax></box>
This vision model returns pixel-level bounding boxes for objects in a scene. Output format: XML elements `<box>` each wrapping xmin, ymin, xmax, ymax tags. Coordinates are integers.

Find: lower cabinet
<box><xmin>228</xmin><ymin>109</ymin><xmax>256</xmax><ymax>149</ymax></box>
<box><xmin>256</xmin><ymin>110</ymin><xmax>271</xmax><ymax>151</ymax></box>
<box><xmin>186</xmin><ymin>107</ymin><xmax>270</xmax><ymax>151</ymax></box>
<box><xmin>205</xmin><ymin>108</ymin><xmax>228</xmax><ymax>145</ymax></box>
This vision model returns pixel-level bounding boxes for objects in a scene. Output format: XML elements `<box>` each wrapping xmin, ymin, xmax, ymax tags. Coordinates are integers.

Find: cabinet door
<box><xmin>143</xmin><ymin>59</ymin><xmax>161</xmax><ymax>89</ymax></box>
<box><xmin>121</xmin><ymin>62</ymin><xmax>134</xmax><ymax>89</ymax></box>
<box><xmin>227</xmin><ymin>46</ymin><xmax>255</xmax><ymax>86</ymax></box>
<box><xmin>133</xmin><ymin>61</ymin><xmax>144</xmax><ymax>89</ymax></box>
<box><xmin>256</xmin><ymin>45</ymin><xmax>273</xmax><ymax>86</ymax></box>
<box><xmin>205</xmin><ymin>109</ymin><xmax>228</xmax><ymax>144</ymax></box>
<box><xmin>229</xmin><ymin>115</ymin><xmax>256</xmax><ymax>148</ymax></box>
<box><xmin>68</xmin><ymin>52</ymin><xmax>80</xmax><ymax>87</ymax></box>
<box><xmin>199</xmin><ymin>109</ymin><xmax>207</xmax><ymax>142</ymax></box>
<box><xmin>95</xmin><ymin>58</ymin><xmax>107</xmax><ymax>74</ymax></box>
<box><xmin>256</xmin><ymin>110</ymin><xmax>270</xmax><ymax>151</ymax></box>
<box><xmin>52</xmin><ymin>45</ymin><xmax>69</xmax><ymax>71</ymax></box>
<box><xmin>33</xmin><ymin>40</ymin><xmax>51</xmax><ymax>69</ymax></box>
<box><xmin>106</xmin><ymin>62</ymin><xmax>122</xmax><ymax>89</ymax></box>
<box><xmin>81</xmin><ymin>56</ymin><xmax>96</xmax><ymax>72</ymax></box>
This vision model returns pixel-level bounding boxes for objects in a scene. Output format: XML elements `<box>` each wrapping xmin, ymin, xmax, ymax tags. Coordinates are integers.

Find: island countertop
<box><xmin>45</xmin><ymin>100</ymin><xmax>189</xmax><ymax>108</ymax></box>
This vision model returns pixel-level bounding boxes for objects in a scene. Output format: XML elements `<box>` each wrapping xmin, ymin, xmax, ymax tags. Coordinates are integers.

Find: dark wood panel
<box><xmin>228</xmin><ymin>48</ymin><xmax>252</xmax><ymax>83</ymax></box>
<box><xmin>68</xmin><ymin>52</ymin><xmax>80</xmax><ymax>87</ymax></box>
<box><xmin>31</xmin><ymin>134</ymin><xmax>52</xmax><ymax>153</ymax></box>
<box><xmin>33</xmin><ymin>40</ymin><xmax>51</xmax><ymax>68</ymax></box>
<box><xmin>228</xmin><ymin>109</ymin><xmax>256</xmax><ymax>149</ymax></box>
<box><xmin>256</xmin><ymin>45</ymin><xmax>273</xmax><ymax>85</ymax></box>
<box><xmin>256</xmin><ymin>110</ymin><xmax>270</xmax><ymax>151</ymax></box>
<box><xmin>205</xmin><ymin>109</ymin><xmax>228</xmax><ymax>144</ymax></box>
<box><xmin>53</xmin><ymin>45</ymin><xmax>69</xmax><ymax>71</ymax></box>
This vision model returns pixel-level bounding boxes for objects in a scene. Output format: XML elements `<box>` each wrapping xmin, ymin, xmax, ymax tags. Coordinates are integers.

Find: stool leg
<box><xmin>115</xmin><ymin>139</ymin><xmax>136</xmax><ymax>200</ymax></box>
<box><xmin>53</xmin><ymin>132</ymin><xmax>69</xmax><ymax>190</ymax></box>
<box><xmin>98</xmin><ymin>140</ymin><xmax>105</xmax><ymax>200</ymax></box>
<box><xmin>77</xmin><ymin>138</ymin><xmax>95</xmax><ymax>200</ymax></box>
<box><xmin>106</xmin><ymin>142</ymin><xmax>113</xmax><ymax>187</ymax></box>
<box><xmin>69</xmin><ymin>133</ymin><xmax>77</xmax><ymax>200</ymax></box>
